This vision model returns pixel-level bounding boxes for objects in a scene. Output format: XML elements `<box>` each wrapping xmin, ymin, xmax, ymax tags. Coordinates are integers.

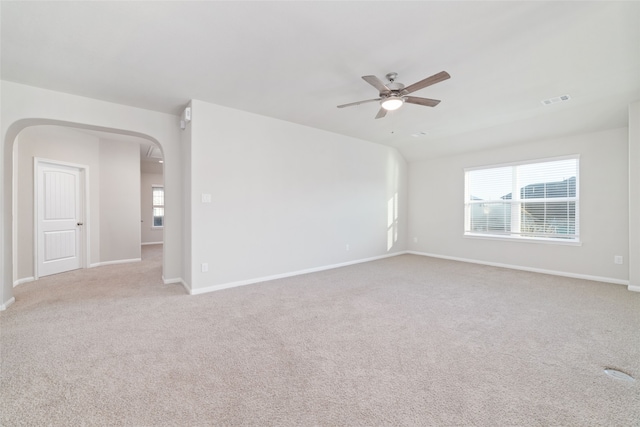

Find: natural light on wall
<box><xmin>387</xmin><ymin>193</ymin><xmax>399</xmax><ymax>251</ymax></box>
<box><xmin>464</xmin><ymin>156</ymin><xmax>579</xmax><ymax>242</ymax></box>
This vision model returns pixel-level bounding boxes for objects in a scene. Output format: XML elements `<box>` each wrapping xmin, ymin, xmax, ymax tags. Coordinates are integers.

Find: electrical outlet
<box><xmin>413</xmin><ymin>237</ymin><xmax>418</xmax><ymax>243</ymax></box>
<box><xmin>201</xmin><ymin>263</ymin><xmax>209</xmax><ymax>272</ymax></box>
<box><xmin>346</xmin><ymin>244</ymin><xmax>350</xmax><ymax>251</ymax></box>
<box><xmin>614</xmin><ymin>255</ymin><xmax>623</xmax><ymax>265</ymax></box>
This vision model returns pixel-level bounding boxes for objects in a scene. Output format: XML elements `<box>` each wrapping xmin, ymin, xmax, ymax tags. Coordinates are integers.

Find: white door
<box><xmin>36</xmin><ymin>161</ymin><xmax>84</xmax><ymax>277</ymax></box>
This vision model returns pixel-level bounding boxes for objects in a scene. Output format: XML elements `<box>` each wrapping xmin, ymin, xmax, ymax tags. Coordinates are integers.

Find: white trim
<box><xmin>1</xmin><ymin>297</ymin><xmax>16</xmax><ymax>311</ymax></box>
<box><xmin>162</xmin><ymin>276</ymin><xmax>184</xmax><ymax>284</ymax></box>
<box><xmin>89</xmin><ymin>258</ymin><xmax>141</xmax><ymax>268</ymax></box>
<box><xmin>142</xmin><ymin>241</ymin><xmax>163</xmax><ymax>246</ymax></box>
<box><xmin>163</xmin><ymin>277</ymin><xmax>190</xmax><ymax>294</ymax></box>
<box><xmin>463</xmin><ymin>233</ymin><xmax>582</xmax><ymax>246</ymax></box>
<box><xmin>189</xmin><ymin>252</ymin><xmax>405</xmax><ymax>296</ymax></box>
<box><xmin>13</xmin><ymin>277</ymin><xmax>35</xmax><ymax>287</ymax></box>
<box><xmin>628</xmin><ymin>285</ymin><xmax>640</xmax><ymax>293</ymax></box>
<box><xmin>407</xmin><ymin>251</ymin><xmax>630</xmax><ymax>286</ymax></box>
<box><xmin>464</xmin><ymin>154</ymin><xmax>581</xmax><ymax>172</ymax></box>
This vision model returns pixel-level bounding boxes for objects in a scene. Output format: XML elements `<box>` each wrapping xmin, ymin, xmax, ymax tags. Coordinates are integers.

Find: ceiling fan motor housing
<box><xmin>385</xmin><ymin>82</ymin><xmax>405</xmax><ymax>94</ymax></box>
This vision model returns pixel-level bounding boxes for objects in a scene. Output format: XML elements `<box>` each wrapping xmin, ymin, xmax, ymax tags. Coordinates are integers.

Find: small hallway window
<box><xmin>152</xmin><ymin>185</ymin><xmax>164</xmax><ymax>228</ymax></box>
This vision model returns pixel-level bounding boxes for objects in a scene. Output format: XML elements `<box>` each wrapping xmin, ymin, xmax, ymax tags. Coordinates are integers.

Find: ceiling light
<box><xmin>381</xmin><ymin>96</ymin><xmax>404</xmax><ymax>111</ymax></box>
<box><xmin>158</xmin><ymin>160</ymin><xmax>164</xmax><ymax>163</ymax></box>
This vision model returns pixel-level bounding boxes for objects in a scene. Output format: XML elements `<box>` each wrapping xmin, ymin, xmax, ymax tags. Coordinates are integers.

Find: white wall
<box><xmin>1</xmin><ymin>81</ymin><xmax>183</xmax><ymax>310</ymax></box>
<box><xmin>408</xmin><ymin>127</ymin><xmax>630</xmax><ymax>283</ymax></box>
<box><xmin>629</xmin><ymin>101</ymin><xmax>640</xmax><ymax>291</ymax></box>
<box><xmin>180</xmin><ymin>104</ymin><xmax>192</xmax><ymax>287</ymax></box>
<box><xmin>185</xmin><ymin>100</ymin><xmax>407</xmax><ymax>292</ymax></box>
<box><xmin>98</xmin><ymin>138</ymin><xmax>141</xmax><ymax>264</ymax></box>
<box><xmin>141</xmin><ymin>171</ymin><xmax>164</xmax><ymax>244</ymax></box>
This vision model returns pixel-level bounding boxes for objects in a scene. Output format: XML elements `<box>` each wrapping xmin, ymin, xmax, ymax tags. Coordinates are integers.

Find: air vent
<box><xmin>541</xmin><ymin>94</ymin><xmax>571</xmax><ymax>106</ymax></box>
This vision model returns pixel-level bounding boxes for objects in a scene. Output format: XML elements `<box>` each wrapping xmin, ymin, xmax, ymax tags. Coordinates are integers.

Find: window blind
<box><xmin>465</xmin><ymin>157</ymin><xmax>579</xmax><ymax>241</ymax></box>
<box><xmin>152</xmin><ymin>186</ymin><xmax>164</xmax><ymax>228</ymax></box>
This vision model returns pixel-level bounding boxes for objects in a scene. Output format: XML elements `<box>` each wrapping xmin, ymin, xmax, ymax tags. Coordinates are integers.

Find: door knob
<box><xmin>77</xmin><ymin>222</ymin><xmax>83</xmax><ymax>226</ymax></box>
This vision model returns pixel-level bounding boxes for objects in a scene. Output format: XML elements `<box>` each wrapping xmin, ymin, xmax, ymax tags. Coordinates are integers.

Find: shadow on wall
<box><xmin>388</xmin><ymin>193</ymin><xmax>399</xmax><ymax>251</ymax></box>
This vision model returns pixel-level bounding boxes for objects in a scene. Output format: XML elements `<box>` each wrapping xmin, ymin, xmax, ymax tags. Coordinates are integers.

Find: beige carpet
<box><xmin>1</xmin><ymin>245</ymin><xmax>639</xmax><ymax>426</ymax></box>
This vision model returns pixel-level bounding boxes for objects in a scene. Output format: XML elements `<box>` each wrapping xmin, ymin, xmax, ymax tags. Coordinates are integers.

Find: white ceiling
<box><xmin>2</xmin><ymin>1</ymin><xmax>639</xmax><ymax>162</ymax></box>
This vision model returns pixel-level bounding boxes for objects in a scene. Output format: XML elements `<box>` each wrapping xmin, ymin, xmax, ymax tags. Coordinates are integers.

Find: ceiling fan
<box><xmin>337</xmin><ymin>71</ymin><xmax>450</xmax><ymax>119</ymax></box>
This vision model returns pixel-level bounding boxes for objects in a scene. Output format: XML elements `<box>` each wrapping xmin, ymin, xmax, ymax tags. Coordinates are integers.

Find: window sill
<box><xmin>464</xmin><ymin>233</ymin><xmax>582</xmax><ymax>246</ymax></box>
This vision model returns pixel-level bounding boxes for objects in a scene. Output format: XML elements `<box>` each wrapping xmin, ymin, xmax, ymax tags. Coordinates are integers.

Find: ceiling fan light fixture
<box><xmin>337</xmin><ymin>71</ymin><xmax>450</xmax><ymax>119</ymax></box>
<box><xmin>381</xmin><ymin>96</ymin><xmax>404</xmax><ymax>111</ymax></box>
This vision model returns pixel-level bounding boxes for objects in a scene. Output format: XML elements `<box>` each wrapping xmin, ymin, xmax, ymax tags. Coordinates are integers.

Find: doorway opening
<box><xmin>12</xmin><ymin>123</ymin><xmax>165</xmax><ymax>287</ymax></box>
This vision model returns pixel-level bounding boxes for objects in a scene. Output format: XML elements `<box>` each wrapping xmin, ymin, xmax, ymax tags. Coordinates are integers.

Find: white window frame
<box><xmin>464</xmin><ymin>155</ymin><xmax>580</xmax><ymax>245</ymax></box>
<box><xmin>152</xmin><ymin>185</ymin><xmax>164</xmax><ymax>229</ymax></box>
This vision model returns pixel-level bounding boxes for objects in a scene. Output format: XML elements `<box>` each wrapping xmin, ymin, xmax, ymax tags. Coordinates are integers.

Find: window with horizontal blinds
<box><xmin>464</xmin><ymin>157</ymin><xmax>579</xmax><ymax>241</ymax></box>
<box><xmin>152</xmin><ymin>186</ymin><xmax>164</xmax><ymax>228</ymax></box>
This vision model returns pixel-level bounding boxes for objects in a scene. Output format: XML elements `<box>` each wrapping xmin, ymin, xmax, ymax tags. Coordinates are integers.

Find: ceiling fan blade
<box><xmin>362</xmin><ymin>75</ymin><xmax>391</xmax><ymax>94</ymax></box>
<box><xmin>375</xmin><ymin>108</ymin><xmax>387</xmax><ymax>119</ymax></box>
<box><xmin>337</xmin><ymin>98</ymin><xmax>381</xmax><ymax>108</ymax></box>
<box><xmin>404</xmin><ymin>96</ymin><xmax>441</xmax><ymax>107</ymax></box>
<box><xmin>402</xmin><ymin>71</ymin><xmax>450</xmax><ymax>95</ymax></box>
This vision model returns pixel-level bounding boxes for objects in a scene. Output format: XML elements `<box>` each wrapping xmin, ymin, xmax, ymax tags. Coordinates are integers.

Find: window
<box><xmin>152</xmin><ymin>185</ymin><xmax>164</xmax><ymax>228</ymax></box>
<box><xmin>464</xmin><ymin>157</ymin><xmax>579</xmax><ymax>242</ymax></box>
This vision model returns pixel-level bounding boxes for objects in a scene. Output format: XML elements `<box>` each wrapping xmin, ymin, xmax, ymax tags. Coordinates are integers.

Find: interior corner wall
<box><xmin>1</xmin><ymin>81</ymin><xmax>183</xmax><ymax>309</ymax></box>
<box><xmin>141</xmin><ymin>171</ymin><xmax>164</xmax><ymax>245</ymax></box>
<box><xmin>408</xmin><ymin>127</ymin><xmax>630</xmax><ymax>284</ymax></box>
<box><xmin>629</xmin><ymin>101</ymin><xmax>640</xmax><ymax>291</ymax></box>
<box><xmin>98</xmin><ymin>138</ymin><xmax>141</xmax><ymax>264</ymax></box>
<box><xmin>180</xmin><ymin>103</ymin><xmax>192</xmax><ymax>288</ymax></box>
<box><xmin>187</xmin><ymin>99</ymin><xmax>407</xmax><ymax>292</ymax></box>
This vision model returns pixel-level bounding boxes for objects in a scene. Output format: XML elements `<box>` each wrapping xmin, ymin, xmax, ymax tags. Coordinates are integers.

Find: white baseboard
<box><xmin>628</xmin><ymin>285</ymin><xmax>640</xmax><ymax>292</ymax></box>
<box><xmin>1</xmin><ymin>297</ymin><xmax>16</xmax><ymax>311</ymax></box>
<box><xmin>407</xmin><ymin>251</ymin><xmax>630</xmax><ymax>287</ymax></box>
<box><xmin>90</xmin><ymin>258</ymin><xmax>141</xmax><ymax>268</ymax></box>
<box><xmin>189</xmin><ymin>252</ymin><xmax>406</xmax><ymax>296</ymax></box>
<box><xmin>142</xmin><ymin>241</ymin><xmax>163</xmax><ymax>246</ymax></box>
<box><xmin>163</xmin><ymin>276</ymin><xmax>190</xmax><ymax>294</ymax></box>
<box><xmin>13</xmin><ymin>277</ymin><xmax>35</xmax><ymax>287</ymax></box>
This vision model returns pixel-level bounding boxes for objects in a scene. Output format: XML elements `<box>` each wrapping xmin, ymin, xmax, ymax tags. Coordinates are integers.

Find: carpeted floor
<box><xmin>1</xmin><ymin>245</ymin><xmax>639</xmax><ymax>426</ymax></box>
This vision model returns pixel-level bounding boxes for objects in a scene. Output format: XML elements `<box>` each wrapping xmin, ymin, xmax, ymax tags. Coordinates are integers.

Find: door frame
<box><xmin>33</xmin><ymin>157</ymin><xmax>90</xmax><ymax>280</ymax></box>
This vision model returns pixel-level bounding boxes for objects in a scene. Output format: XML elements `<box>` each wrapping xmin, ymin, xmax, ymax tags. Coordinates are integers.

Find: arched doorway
<box><xmin>4</xmin><ymin>119</ymin><xmax>170</xmax><ymax>306</ymax></box>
